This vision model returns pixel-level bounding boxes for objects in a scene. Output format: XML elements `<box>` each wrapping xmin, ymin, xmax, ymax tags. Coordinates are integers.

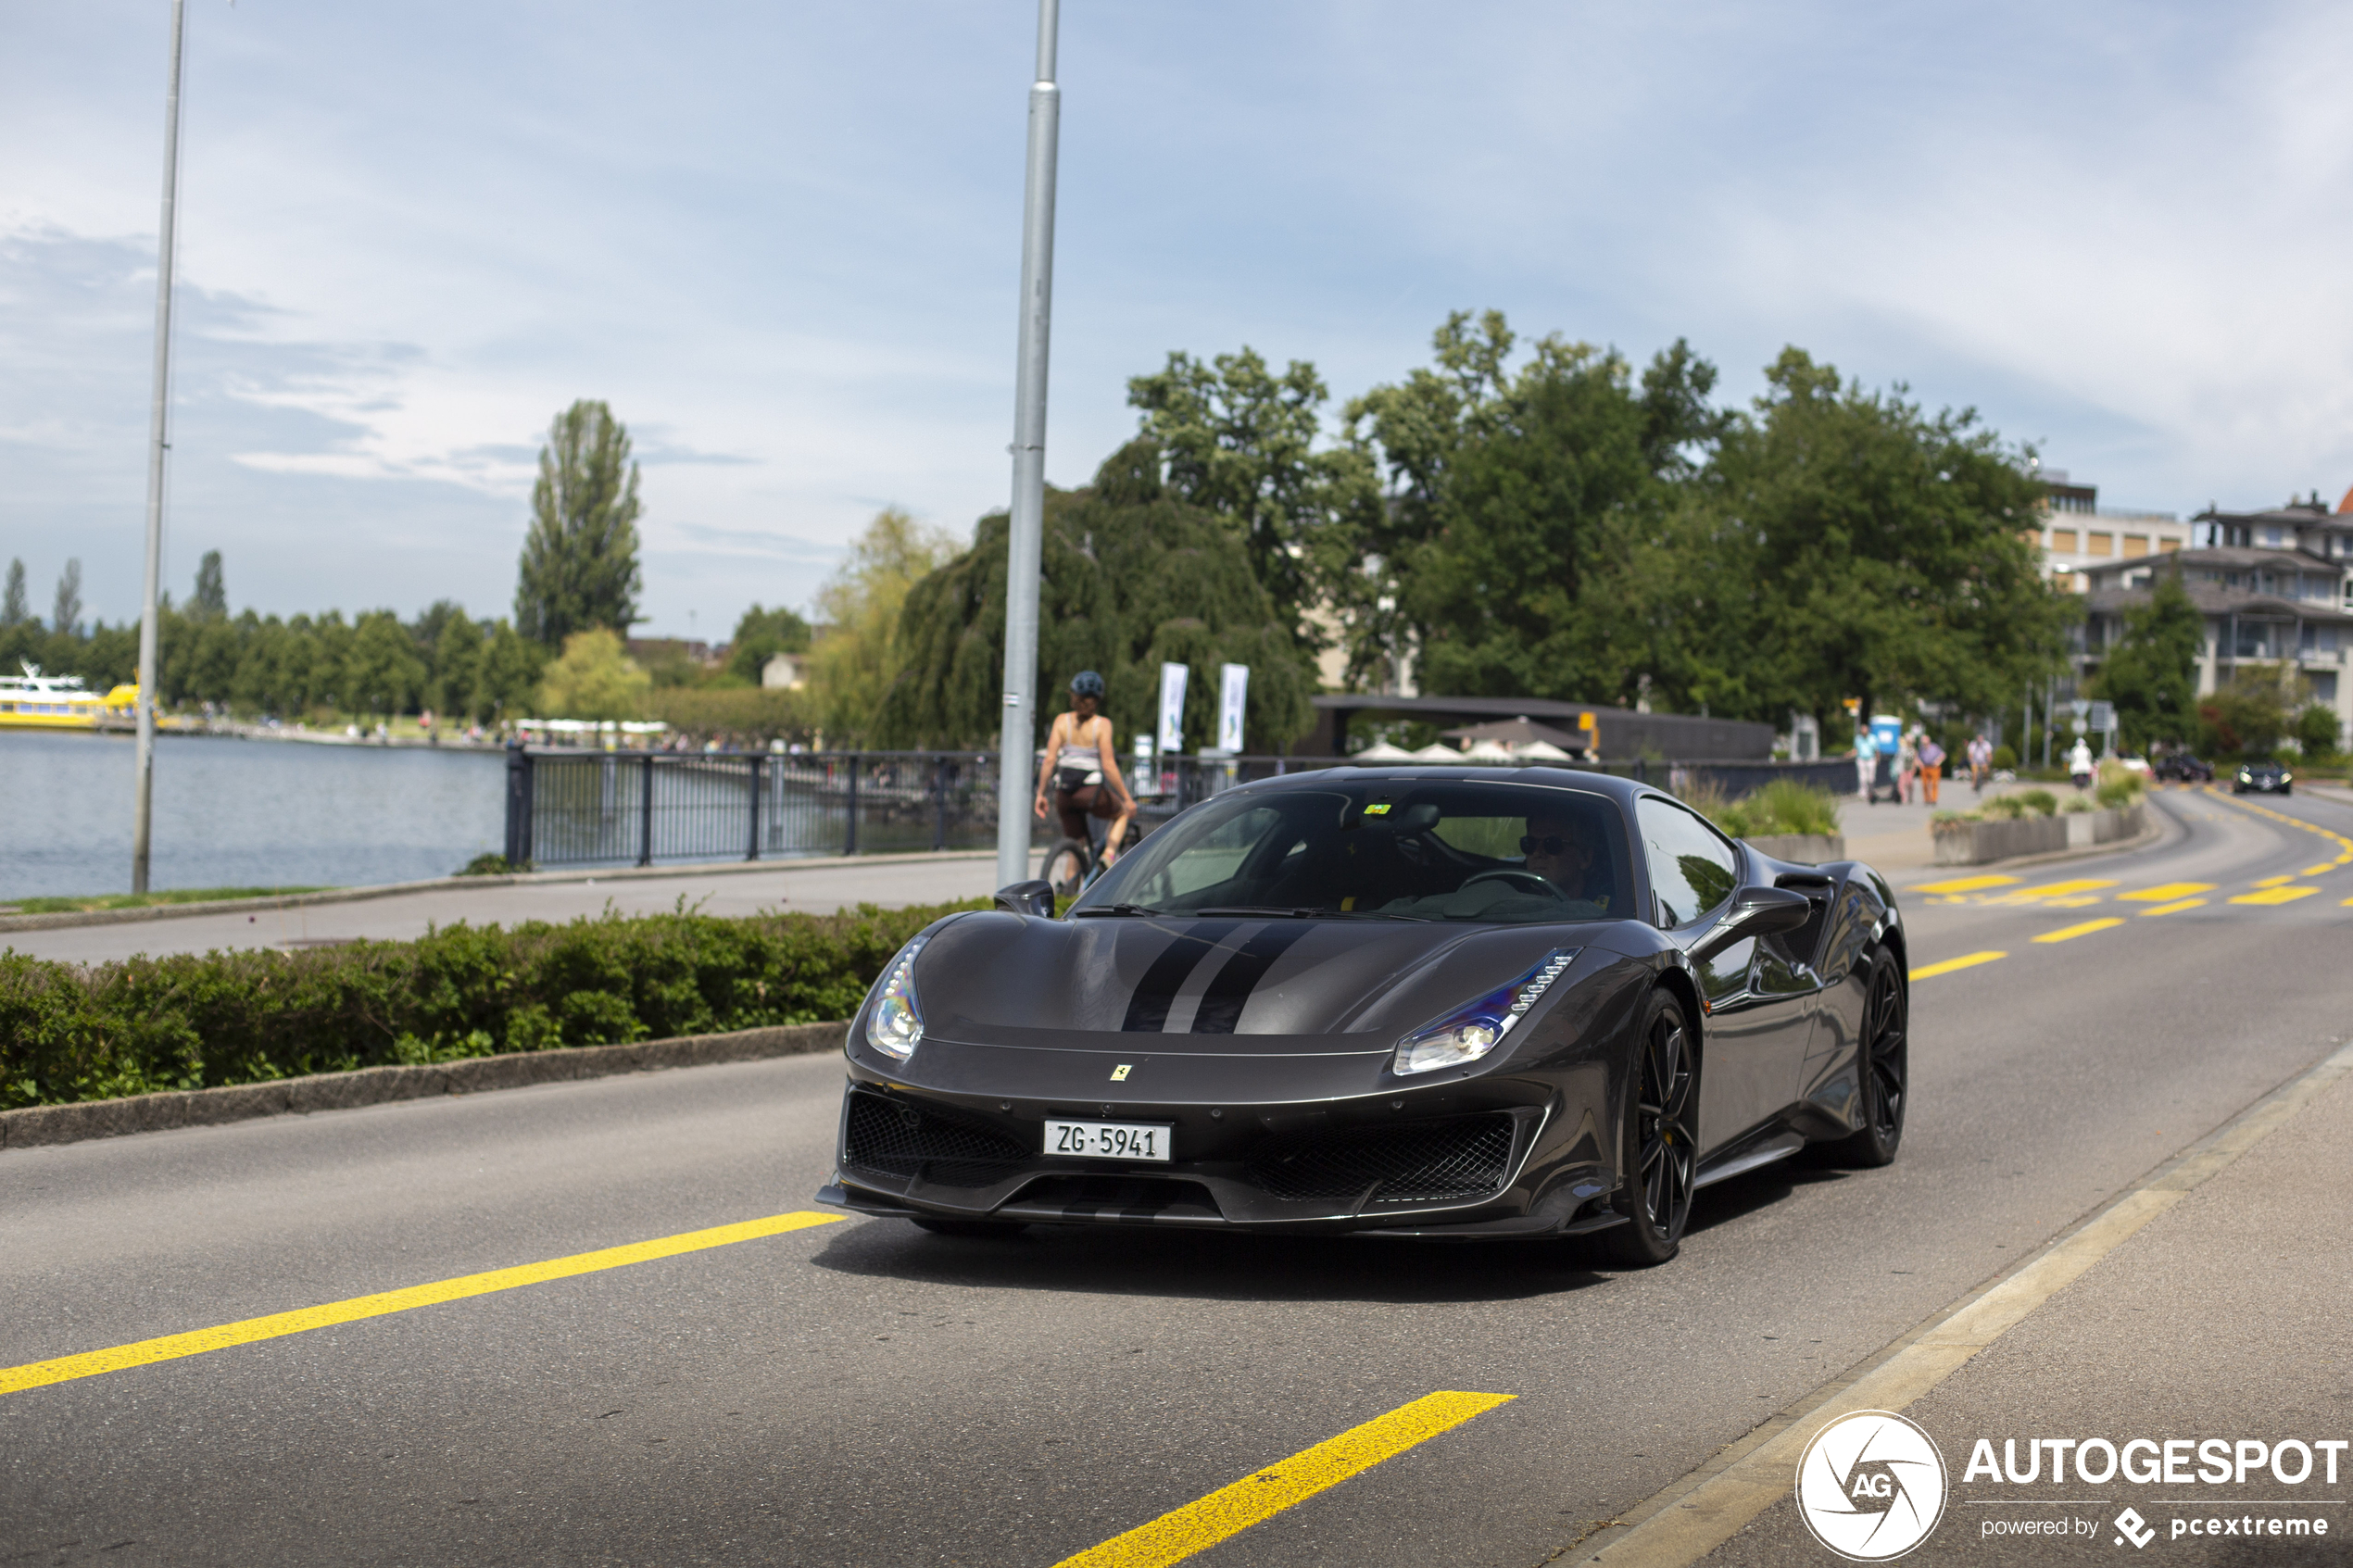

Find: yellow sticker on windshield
<box><xmin>1363</xmin><ymin>803</ymin><xmax>1392</xmax><ymax>816</ymax></box>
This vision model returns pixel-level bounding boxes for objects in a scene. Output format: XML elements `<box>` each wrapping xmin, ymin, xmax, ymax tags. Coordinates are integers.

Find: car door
<box><xmin>1634</xmin><ymin>797</ymin><xmax>1810</xmax><ymax>1153</ymax></box>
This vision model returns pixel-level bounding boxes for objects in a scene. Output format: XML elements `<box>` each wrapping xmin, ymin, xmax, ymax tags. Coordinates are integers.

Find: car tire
<box><xmin>1600</xmin><ymin>988</ymin><xmax>1698</xmax><ymax>1268</ymax></box>
<box><xmin>1818</xmin><ymin>947</ymin><xmax>1906</xmax><ymax>1168</ymax></box>
<box><xmin>2282</xmin><ymin>784</ymin><xmax>2293</xmax><ymax>796</ymax></box>
<box><xmin>911</xmin><ymin>1216</ymin><xmax>1028</xmax><ymax>1238</ymax></box>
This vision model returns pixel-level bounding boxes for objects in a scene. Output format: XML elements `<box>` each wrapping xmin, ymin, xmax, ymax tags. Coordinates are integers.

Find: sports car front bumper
<box><xmin>816</xmin><ymin>1067</ymin><xmax>1621</xmax><ymax>1238</ymax></box>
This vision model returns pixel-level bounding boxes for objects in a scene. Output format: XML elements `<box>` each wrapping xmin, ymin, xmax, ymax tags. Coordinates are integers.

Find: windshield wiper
<box><xmin>1189</xmin><ymin>906</ymin><xmax>1327</xmax><ymax>918</ymax></box>
<box><xmin>1071</xmin><ymin>903</ymin><xmax>1162</xmax><ymax>917</ymax></box>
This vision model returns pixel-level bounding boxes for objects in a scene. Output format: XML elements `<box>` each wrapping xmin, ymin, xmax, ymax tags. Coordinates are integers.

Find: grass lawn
<box><xmin>0</xmin><ymin>886</ymin><xmax>333</xmax><ymax>915</ymax></box>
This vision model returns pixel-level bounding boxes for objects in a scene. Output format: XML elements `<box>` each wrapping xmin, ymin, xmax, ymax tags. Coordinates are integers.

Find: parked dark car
<box><xmin>2153</xmin><ymin>754</ymin><xmax>2214</xmax><ymax>783</ymax></box>
<box><xmin>818</xmin><ymin>768</ymin><xmax>1907</xmax><ymax>1268</ymax></box>
<box><xmin>2233</xmin><ymin>760</ymin><xmax>2292</xmax><ymax>795</ymax></box>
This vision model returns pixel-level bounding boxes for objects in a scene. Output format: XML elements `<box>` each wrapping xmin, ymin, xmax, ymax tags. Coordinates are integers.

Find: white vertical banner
<box><xmin>1156</xmin><ymin>661</ymin><xmax>1189</xmax><ymax>753</ymax></box>
<box><xmin>1217</xmin><ymin>663</ymin><xmax>1249</xmax><ymax>754</ymax></box>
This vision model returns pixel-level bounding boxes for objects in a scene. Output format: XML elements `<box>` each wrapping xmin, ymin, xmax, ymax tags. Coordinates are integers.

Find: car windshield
<box><xmin>1070</xmin><ymin>780</ymin><xmax>1636</xmax><ymax>924</ymax></box>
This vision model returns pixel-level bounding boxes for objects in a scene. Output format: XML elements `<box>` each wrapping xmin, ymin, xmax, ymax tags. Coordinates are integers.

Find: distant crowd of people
<box><xmin>1853</xmin><ymin>724</ymin><xmax>2001</xmax><ymax>806</ymax></box>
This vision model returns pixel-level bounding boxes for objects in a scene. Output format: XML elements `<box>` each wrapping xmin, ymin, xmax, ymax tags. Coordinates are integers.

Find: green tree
<box><xmin>2</xmin><ymin>559</ymin><xmax>27</xmax><ymax>628</ymax></box>
<box><xmin>514</xmin><ymin>400</ymin><xmax>644</xmax><ymax>647</ymax></box>
<box><xmin>1703</xmin><ymin>348</ymin><xmax>2072</xmax><ymax>727</ymax></box>
<box><xmin>535</xmin><ymin>627</ymin><xmax>651</xmax><ymax>721</ymax></box>
<box><xmin>345</xmin><ymin>610</ymin><xmax>428</xmax><ymax>719</ymax></box>
<box><xmin>191</xmin><ymin>550</ymin><xmax>227</xmax><ymax>619</ymax></box>
<box><xmin>2091</xmin><ymin>568</ymin><xmax>2204</xmax><ymax>749</ymax></box>
<box><xmin>478</xmin><ymin>620</ymin><xmax>543</xmax><ymax>721</ymax></box>
<box><xmin>2198</xmin><ymin>664</ymin><xmax>2298</xmax><ymax>759</ymax></box>
<box><xmin>1128</xmin><ymin>345</ymin><xmax>1375</xmax><ymax>646</ymax></box>
<box><xmin>52</xmin><ymin>558</ymin><xmax>82</xmax><ymax>636</ymax></box>
<box><xmin>2292</xmin><ymin>700</ymin><xmax>2340</xmax><ymax>758</ymax></box>
<box><xmin>802</xmin><ymin>508</ymin><xmax>960</xmax><ymax>745</ymax></box>
<box><xmin>725</xmin><ymin>603</ymin><xmax>814</xmax><ymax>685</ymax></box>
<box><xmin>880</xmin><ymin>439</ymin><xmax>1316</xmax><ymax>752</ymax></box>
<box><xmin>430</xmin><ymin>610</ymin><xmax>484</xmax><ymax>720</ymax></box>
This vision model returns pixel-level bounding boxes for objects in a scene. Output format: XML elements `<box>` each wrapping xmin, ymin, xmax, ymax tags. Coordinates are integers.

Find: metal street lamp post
<box><xmin>994</xmin><ymin>0</ymin><xmax>1062</xmax><ymax>893</ymax></box>
<box><xmin>132</xmin><ymin>0</ymin><xmax>189</xmax><ymax>894</ymax></box>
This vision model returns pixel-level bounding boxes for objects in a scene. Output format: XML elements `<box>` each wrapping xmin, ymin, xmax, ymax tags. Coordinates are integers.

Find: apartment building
<box><xmin>2077</xmin><ymin>493</ymin><xmax>2353</xmax><ymax>746</ymax></box>
<box><xmin>2032</xmin><ymin>470</ymin><xmax>2192</xmax><ymax>592</ymax></box>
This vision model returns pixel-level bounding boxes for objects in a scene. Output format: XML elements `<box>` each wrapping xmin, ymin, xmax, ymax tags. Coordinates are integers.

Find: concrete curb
<box><xmin>0</xmin><ymin>1020</ymin><xmax>849</xmax><ymax>1152</ymax></box>
<box><xmin>0</xmin><ymin>850</ymin><xmax>999</xmax><ymax>936</ymax></box>
<box><xmin>1894</xmin><ymin>797</ymin><xmax>2171</xmax><ymax>888</ymax></box>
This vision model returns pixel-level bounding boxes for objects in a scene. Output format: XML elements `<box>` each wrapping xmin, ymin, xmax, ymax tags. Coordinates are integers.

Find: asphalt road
<box><xmin>6</xmin><ymin>785</ymin><xmax>2349</xmax><ymax>1567</ymax></box>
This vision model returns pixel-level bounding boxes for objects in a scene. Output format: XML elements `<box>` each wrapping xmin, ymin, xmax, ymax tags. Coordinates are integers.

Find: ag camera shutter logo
<box><xmin>1795</xmin><ymin>1411</ymin><xmax>1948</xmax><ymax>1561</ymax></box>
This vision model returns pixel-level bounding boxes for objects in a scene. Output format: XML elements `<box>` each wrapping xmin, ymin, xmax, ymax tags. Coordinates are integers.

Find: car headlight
<box><xmin>864</xmin><ymin>935</ymin><xmax>929</xmax><ymax>1059</ymax></box>
<box><xmin>2281</xmin><ymin>771</ymin><xmax>2293</xmax><ymax>782</ymax></box>
<box><xmin>1392</xmin><ymin>948</ymin><xmax>1578</xmax><ymax>1076</ymax></box>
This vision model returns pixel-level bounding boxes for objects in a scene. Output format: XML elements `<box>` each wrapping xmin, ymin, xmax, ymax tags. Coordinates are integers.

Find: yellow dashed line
<box><xmin>2301</xmin><ymin>864</ymin><xmax>2336</xmax><ymax>878</ymax></box>
<box><xmin>2120</xmin><ymin>882</ymin><xmax>2216</xmax><ymax>902</ymax></box>
<box><xmin>2252</xmin><ymin>873</ymin><xmax>2296</xmax><ymax>888</ymax></box>
<box><xmin>1909</xmin><ymin>951</ymin><xmax>2007</xmax><ymax>980</ymax></box>
<box><xmin>1052</xmin><ymin>1391</ymin><xmax>1515</xmax><ymax>1568</ymax></box>
<box><xmin>2033</xmin><ymin>918</ymin><xmax>2126</xmax><ymax>943</ymax></box>
<box><xmin>1910</xmin><ymin>874</ymin><xmax>2021</xmax><ymax>894</ymax></box>
<box><xmin>2230</xmin><ymin>886</ymin><xmax>2319</xmax><ymax>906</ymax></box>
<box><xmin>0</xmin><ymin>1211</ymin><xmax>848</xmax><ymax>1398</ymax></box>
<box><xmin>2003</xmin><ymin>878</ymin><xmax>2119</xmax><ymax>900</ymax></box>
<box><xmin>2140</xmin><ymin>898</ymin><xmax>2207</xmax><ymax>917</ymax></box>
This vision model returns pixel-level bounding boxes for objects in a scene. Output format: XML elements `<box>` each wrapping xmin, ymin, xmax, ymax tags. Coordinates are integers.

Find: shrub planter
<box><xmin>1931</xmin><ymin>802</ymin><xmax>2145</xmax><ymax>866</ymax></box>
<box><xmin>1745</xmin><ymin>834</ymin><xmax>1846</xmax><ymax>864</ymax></box>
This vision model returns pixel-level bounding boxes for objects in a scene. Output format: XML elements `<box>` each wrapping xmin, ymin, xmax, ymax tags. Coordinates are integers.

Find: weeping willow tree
<box><xmin>879</xmin><ymin>439</ymin><xmax>1316</xmax><ymax>753</ymax></box>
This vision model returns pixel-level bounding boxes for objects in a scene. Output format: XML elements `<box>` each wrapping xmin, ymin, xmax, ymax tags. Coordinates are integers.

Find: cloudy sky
<box><xmin>6</xmin><ymin>1</ymin><xmax>2349</xmax><ymax>637</ymax></box>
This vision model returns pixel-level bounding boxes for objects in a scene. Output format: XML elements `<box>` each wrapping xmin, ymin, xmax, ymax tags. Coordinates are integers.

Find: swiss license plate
<box><xmin>1044</xmin><ymin>1119</ymin><xmax>1172</xmax><ymax>1162</ymax></box>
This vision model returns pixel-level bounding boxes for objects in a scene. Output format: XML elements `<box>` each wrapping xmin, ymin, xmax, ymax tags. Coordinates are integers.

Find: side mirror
<box><xmin>1689</xmin><ymin>884</ymin><xmax>1813</xmax><ymax>964</ymax></box>
<box><xmin>994</xmin><ymin>880</ymin><xmax>1055</xmax><ymax>918</ymax></box>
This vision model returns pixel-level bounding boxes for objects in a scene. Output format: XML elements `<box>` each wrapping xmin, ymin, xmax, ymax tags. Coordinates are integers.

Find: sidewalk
<box><xmin>1676</xmin><ymin>1047</ymin><xmax>2353</xmax><ymax>1564</ymax></box>
<box><xmin>4</xmin><ymin>852</ymin><xmax>1005</xmax><ymax>966</ymax></box>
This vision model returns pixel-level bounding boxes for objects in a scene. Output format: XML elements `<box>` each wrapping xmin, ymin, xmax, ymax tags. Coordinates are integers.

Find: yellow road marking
<box><xmin>0</xmin><ymin>1210</ymin><xmax>847</xmax><ymax>1399</ymax></box>
<box><xmin>2302</xmin><ymin>863</ymin><xmax>2336</xmax><ymax>877</ymax></box>
<box><xmin>2139</xmin><ymin>898</ymin><xmax>2207</xmax><ymax>916</ymax></box>
<box><xmin>2120</xmin><ymin>882</ymin><xmax>2215</xmax><ymax>902</ymax></box>
<box><xmin>2033</xmin><ymin>918</ymin><xmax>2125</xmax><ymax>944</ymax></box>
<box><xmin>1909</xmin><ymin>951</ymin><xmax>2007</xmax><ymax>981</ymax></box>
<box><xmin>2230</xmin><ymin>885</ymin><xmax>2319</xmax><ymax>906</ymax></box>
<box><xmin>1909</xmin><ymin>874</ymin><xmax>2020</xmax><ymax>894</ymax></box>
<box><xmin>1052</xmin><ymin>1390</ymin><xmax>1514</xmax><ymax>1568</ymax></box>
<box><xmin>2000</xmin><ymin>878</ymin><xmax>2118</xmax><ymax>900</ymax></box>
<box><xmin>2045</xmin><ymin>895</ymin><xmax>2105</xmax><ymax>909</ymax></box>
<box><xmin>2252</xmin><ymin>873</ymin><xmax>2296</xmax><ymax>888</ymax></box>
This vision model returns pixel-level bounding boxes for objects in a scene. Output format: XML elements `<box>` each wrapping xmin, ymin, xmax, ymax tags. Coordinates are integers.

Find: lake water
<box><xmin>2</xmin><ymin>731</ymin><xmax>507</xmax><ymax>899</ymax></box>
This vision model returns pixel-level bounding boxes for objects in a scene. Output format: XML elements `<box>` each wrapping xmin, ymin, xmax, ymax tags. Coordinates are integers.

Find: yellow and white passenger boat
<box><xmin>0</xmin><ymin>666</ymin><xmax>139</xmax><ymax>731</ymax></box>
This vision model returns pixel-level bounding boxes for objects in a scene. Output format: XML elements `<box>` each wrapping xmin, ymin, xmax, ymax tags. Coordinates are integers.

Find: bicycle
<box><xmin>1039</xmin><ymin>815</ymin><xmax>1141</xmax><ymax>898</ymax></box>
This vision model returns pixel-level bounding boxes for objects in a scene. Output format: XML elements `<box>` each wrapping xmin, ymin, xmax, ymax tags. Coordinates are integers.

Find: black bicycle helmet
<box><xmin>1069</xmin><ymin>671</ymin><xmax>1106</xmax><ymax>698</ymax></box>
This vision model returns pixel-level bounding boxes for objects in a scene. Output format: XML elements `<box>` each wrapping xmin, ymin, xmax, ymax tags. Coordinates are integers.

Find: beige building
<box><xmin>2032</xmin><ymin>470</ymin><xmax>2191</xmax><ymax>593</ymax></box>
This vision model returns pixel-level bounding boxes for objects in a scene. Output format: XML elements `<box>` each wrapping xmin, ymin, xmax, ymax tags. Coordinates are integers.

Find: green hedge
<box><xmin>0</xmin><ymin>899</ymin><xmax>982</xmax><ymax>1110</ymax></box>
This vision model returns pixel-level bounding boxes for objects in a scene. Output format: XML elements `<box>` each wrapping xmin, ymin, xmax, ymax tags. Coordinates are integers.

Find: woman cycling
<box><xmin>1032</xmin><ymin>671</ymin><xmax>1137</xmax><ymax>871</ymax></box>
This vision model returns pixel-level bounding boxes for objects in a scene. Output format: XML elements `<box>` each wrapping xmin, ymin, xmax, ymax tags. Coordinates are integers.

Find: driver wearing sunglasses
<box><xmin>1519</xmin><ymin>814</ymin><xmax>1598</xmax><ymax>901</ymax></box>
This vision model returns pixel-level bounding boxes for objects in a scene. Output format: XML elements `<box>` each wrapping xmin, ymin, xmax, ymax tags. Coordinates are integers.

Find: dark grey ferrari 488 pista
<box><xmin>816</xmin><ymin>767</ymin><xmax>1907</xmax><ymax>1265</ymax></box>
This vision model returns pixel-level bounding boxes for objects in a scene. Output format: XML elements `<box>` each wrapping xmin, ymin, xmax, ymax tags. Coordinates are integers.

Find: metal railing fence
<box><xmin>502</xmin><ymin>747</ymin><xmax>1857</xmax><ymax>872</ymax></box>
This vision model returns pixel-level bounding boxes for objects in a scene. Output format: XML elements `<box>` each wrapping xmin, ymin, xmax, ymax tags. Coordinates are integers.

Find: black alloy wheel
<box><xmin>1821</xmin><ymin>947</ymin><xmax>1906</xmax><ymax>1167</ymax></box>
<box><xmin>1603</xmin><ymin>990</ymin><xmax>1697</xmax><ymax>1266</ymax></box>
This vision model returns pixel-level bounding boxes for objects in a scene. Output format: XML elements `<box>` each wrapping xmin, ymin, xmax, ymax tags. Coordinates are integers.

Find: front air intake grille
<box><xmin>1247</xmin><ymin>1114</ymin><xmax>1516</xmax><ymax>1204</ymax></box>
<box><xmin>842</xmin><ymin>1091</ymin><xmax>1029</xmax><ymax>1186</ymax></box>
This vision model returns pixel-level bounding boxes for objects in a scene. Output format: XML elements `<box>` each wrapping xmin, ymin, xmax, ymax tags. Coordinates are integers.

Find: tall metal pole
<box><xmin>132</xmin><ymin>0</ymin><xmax>189</xmax><ymax>895</ymax></box>
<box><xmin>994</xmin><ymin>0</ymin><xmax>1062</xmax><ymax>892</ymax></box>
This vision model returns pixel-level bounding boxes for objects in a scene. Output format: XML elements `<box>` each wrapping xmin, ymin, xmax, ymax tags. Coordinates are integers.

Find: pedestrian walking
<box><xmin>1896</xmin><ymin>728</ymin><xmax>1919</xmax><ymax>805</ymax></box>
<box><xmin>1854</xmin><ymin>724</ymin><xmax>1879</xmax><ymax>802</ymax></box>
<box><xmin>1918</xmin><ymin>733</ymin><xmax>1945</xmax><ymax>806</ymax></box>
<box><xmin>1967</xmin><ymin>732</ymin><xmax>1993</xmax><ymax>794</ymax></box>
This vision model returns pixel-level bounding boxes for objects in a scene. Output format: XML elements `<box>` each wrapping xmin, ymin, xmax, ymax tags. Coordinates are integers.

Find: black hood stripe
<box><xmin>1188</xmin><ymin>925</ymin><xmax>1315</xmax><ymax>1035</ymax></box>
<box><xmin>1120</xmin><ymin>922</ymin><xmax>1240</xmax><ymax>1032</ymax></box>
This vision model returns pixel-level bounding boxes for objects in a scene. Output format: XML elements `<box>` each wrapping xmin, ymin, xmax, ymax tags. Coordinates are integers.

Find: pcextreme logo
<box><xmin>1795</xmin><ymin>1411</ymin><xmax>1949</xmax><ymax>1562</ymax></box>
